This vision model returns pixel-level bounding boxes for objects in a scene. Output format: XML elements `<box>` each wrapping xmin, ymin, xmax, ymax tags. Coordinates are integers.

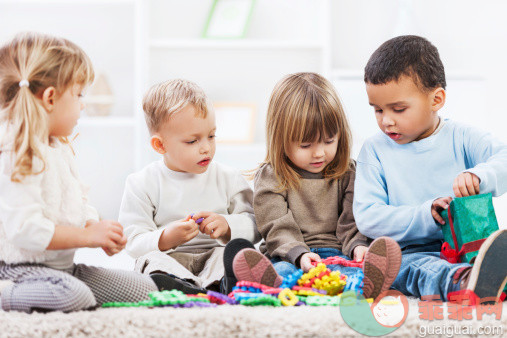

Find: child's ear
<box><xmin>41</xmin><ymin>86</ymin><xmax>56</xmax><ymax>113</ymax></box>
<box><xmin>431</xmin><ymin>87</ymin><xmax>446</xmax><ymax>111</ymax></box>
<box><xmin>150</xmin><ymin>135</ymin><xmax>166</xmax><ymax>154</ymax></box>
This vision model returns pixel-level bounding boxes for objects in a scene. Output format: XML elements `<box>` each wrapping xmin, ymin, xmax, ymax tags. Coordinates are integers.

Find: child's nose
<box><xmin>200</xmin><ymin>140</ymin><xmax>210</xmax><ymax>153</ymax></box>
<box><xmin>382</xmin><ymin>114</ymin><xmax>395</xmax><ymax>126</ymax></box>
<box><xmin>313</xmin><ymin>145</ymin><xmax>325</xmax><ymax>158</ymax></box>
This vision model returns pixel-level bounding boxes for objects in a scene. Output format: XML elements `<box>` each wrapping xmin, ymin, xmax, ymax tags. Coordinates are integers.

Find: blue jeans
<box><xmin>391</xmin><ymin>241</ymin><xmax>470</xmax><ymax>300</ymax></box>
<box><xmin>271</xmin><ymin>248</ymin><xmax>362</xmax><ymax>279</ymax></box>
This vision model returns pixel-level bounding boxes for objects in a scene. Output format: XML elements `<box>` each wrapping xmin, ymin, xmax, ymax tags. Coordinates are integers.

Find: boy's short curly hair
<box><xmin>364</xmin><ymin>35</ymin><xmax>446</xmax><ymax>91</ymax></box>
<box><xmin>142</xmin><ymin>79</ymin><xmax>210</xmax><ymax>133</ymax></box>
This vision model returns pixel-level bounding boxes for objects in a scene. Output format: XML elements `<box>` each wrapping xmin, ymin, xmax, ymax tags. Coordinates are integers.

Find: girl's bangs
<box><xmin>288</xmin><ymin>101</ymin><xmax>339</xmax><ymax>144</ymax></box>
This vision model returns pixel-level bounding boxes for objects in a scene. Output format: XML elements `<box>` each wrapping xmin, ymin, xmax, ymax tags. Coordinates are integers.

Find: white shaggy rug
<box><xmin>0</xmin><ymin>300</ymin><xmax>505</xmax><ymax>337</ymax></box>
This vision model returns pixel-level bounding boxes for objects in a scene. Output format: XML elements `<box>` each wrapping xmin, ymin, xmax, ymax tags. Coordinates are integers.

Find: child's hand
<box><xmin>300</xmin><ymin>252</ymin><xmax>321</xmax><ymax>272</ymax></box>
<box><xmin>192</xmin><ymin>211</ymin><xmax>231</xmax><ymax>241</ymax></box>
<box><xmin>431</xmin><ymin>196</ymin><xmax>453</xmax><ymax>225</ymax></box>
<box><xmin>84</xmin><ymin>220</ymin><xmax>126</xmax><ymax>253</ymax></box>
<box><xmin>101</xmin><ymin>234</ymin><xmax>127</xmax><ymax>256</ymax></box>
<box><xmin>101</xmin><ymin>243</ymin><xmax>124</xmax><ymax>256</ymax></box>
<box><xmin>352</xmin><ymin>245</ymin><xmax>368</xmax><ymax>262</ymax></box>
<box><xmin>453</xmin><ymin>172</ymin><xmax>480</xmax><ymax>197</ymax></box>
<box><xmin>159</xmin><ymin>218</ymin><xmax>200</xmax><ymax>251</ymax></box>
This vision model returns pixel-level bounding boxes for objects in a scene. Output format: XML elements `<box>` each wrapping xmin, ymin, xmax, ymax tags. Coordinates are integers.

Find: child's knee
<box><xmin>134</xmin><ymin>273</ymin><xmax>159</xmax><ymax>297</ymax></box>
<box><xmin>51</xmin><ymin>278</ymin><xmax>96</xmax><ymax>311</ymax></box>
<box><xmin>273</xmin><ymin>261</ymin><xmax>298</xmax><ymax>277</ymax></box>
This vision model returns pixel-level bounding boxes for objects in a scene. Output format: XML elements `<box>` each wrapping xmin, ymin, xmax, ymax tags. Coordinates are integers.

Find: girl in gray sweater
<box><xmin>226</xmin><ymin>73</ymin><xmax>402</xmax><ymax>300</ymax></box>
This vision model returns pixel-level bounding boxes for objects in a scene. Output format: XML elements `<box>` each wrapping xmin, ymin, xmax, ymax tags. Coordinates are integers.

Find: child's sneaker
<box><xmin>233</xmin><ymin>248</ymin><xmax>283</xmax><ymax>287</ymax></box>
<box><xmin>149</xmin><ymin>273</ymin><xmax>207</xmax><ymax>294</ymax></box>
<box><xmin>450</xmin><ymin>229</ymin><xmax>507</xmax><ymax>302</ymax></box>
<box><xmin>221</xmin><ymin>238</ymin><xmax>256</xmax><ymax>294</ymax></box>
<box><xmin>362</xmin><ymin>237</ymin><xmax>402</xmax><ymax>300</ymax></box>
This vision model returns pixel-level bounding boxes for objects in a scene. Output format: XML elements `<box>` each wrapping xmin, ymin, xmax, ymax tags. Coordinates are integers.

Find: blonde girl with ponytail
<box><xmin>0</xmin><ymin>32</ymin><xmax>157</xmax><ymax>313</ymax></box>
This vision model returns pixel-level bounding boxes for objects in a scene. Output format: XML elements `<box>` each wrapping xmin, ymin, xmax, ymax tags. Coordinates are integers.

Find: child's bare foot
<box><xmin>362</xmin><ymin>237</ymin><xmax>402</xmax><ymax>300</ymax></box>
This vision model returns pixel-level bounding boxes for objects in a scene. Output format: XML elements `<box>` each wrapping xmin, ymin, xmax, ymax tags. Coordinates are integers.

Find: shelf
<box><xmin>78</xmin><ymin>116</ymin><xmax>137</xmax><ymax>128</ymax></box>
<box><xmin>149</xmin><ymin>39</ymin><xmax>324</xmax><ymax>50</ymax></box>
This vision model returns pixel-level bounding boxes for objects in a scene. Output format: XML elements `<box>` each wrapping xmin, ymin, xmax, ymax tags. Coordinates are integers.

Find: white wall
<box><xmin>330</xmin><ymin>0</ymin><xmax>507</xmax><ymax>225</ymax></box>
<box><xmin>0</xmin><ymin>0</ymin><xmax>506</xmax><ymax>270</ymax></box>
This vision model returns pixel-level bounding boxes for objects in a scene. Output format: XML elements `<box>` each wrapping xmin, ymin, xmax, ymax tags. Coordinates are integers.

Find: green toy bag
<box><xmin>439</xmin><ymin>193</ymin><xmax>499</xmax><ymax>264</ymax></box>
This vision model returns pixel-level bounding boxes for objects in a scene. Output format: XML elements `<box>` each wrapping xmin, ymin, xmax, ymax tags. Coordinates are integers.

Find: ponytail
<box><xmin>8</xmin><ymin>85</ymin><xmax>48</xmax><ymax>181</ymax></box>
<box><xmin>0</xmin><ymin>32</ymin><xmax>94</xmax><ymax>182</ymax></box>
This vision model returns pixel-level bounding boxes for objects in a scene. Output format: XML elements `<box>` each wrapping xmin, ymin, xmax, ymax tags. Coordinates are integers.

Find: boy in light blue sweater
<box><xmin>353</xmin><ymin>35</ymin><xmax>507</xmax><ymax>301</ymax></box>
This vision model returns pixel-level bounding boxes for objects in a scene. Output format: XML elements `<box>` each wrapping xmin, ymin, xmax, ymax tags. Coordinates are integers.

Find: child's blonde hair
<box><xmin>264</xmin><ymin>72</ymin><xmax>352</xmax><ymax>191</ymax></box>
<box><xmin>0</xmin><ymin>32</ymin><xmax>94</xmax><ymax>182</ymax></box>
<box><xmin>142</xmin><ymin>79</ymin><xmax>211</xmax><ymax>133</ymax></box>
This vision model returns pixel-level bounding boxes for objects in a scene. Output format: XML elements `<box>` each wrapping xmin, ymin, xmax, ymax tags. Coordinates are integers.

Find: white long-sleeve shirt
<box><xmin>353</xmin><ymin>119</ymin><xmax>507</xmax><ymax>248</ymax></box>
<box><xmin>0</xmin><ymin>139</ymin><xmax>99</xmax><ymax>269</ymax></box>
<box><xmin>119</xmin><ymin>160</ymin><xmax>260</xmax><ymax>258</ymax></box>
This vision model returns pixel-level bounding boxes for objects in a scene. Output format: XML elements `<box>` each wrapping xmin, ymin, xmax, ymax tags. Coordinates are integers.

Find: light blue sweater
<box><xmin>353</xmin><ymin>119</ymin><xmax>507</xmax><ymax>248</ymax></box>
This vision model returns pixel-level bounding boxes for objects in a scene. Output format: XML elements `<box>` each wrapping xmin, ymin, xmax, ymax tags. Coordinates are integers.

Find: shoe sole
<box><xmin>467</xmin><ymin>229</ymin><xmax>507</xmax><ymax>301</ymax></box>
<box><xmin>150</xmin><ymin>273</ymin><xmax>206</xmax><ymax>294</ymax></box>
<box><xmin>363</xmin><ymin>237</ymin><xmax>402</xmax><ymax>299</ymax></box>
<box><xmin>233</xmin><ymin>249</ymin><xmax>282</xmax><ymax>287</ymax></box>
<box><xmin>223</xmin><ymin>239</ymin><xmax>255</xmax><ymax>279</ymax></box>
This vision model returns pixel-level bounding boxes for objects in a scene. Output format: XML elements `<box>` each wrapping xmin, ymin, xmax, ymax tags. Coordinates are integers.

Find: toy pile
<box><xmin>102</xmin><ymin>258</ymin><xmax>369</xmax><ymax>308</ymax></box>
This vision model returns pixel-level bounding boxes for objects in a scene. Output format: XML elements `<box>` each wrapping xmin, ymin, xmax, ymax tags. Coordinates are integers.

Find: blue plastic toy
<box><xmin>280</xmin><ymin>269</ymin><xmax>303</xmax><ymax>289</ymax></box>
<box><xmin>343</xmin><ymin>270</ymin><xmax>364</xmax><ymax>295</ymax></box>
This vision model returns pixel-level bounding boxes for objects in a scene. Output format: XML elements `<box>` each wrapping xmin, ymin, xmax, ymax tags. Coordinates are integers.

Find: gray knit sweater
<box><xmin>254</xmin><ymin>162</ymin><xmax>369</xmax><ymax>266</ymax></box>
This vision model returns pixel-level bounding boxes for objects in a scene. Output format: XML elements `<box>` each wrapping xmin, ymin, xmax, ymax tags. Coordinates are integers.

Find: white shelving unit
<box><xmin>133</xmin><ymin>0</ymin><xmax>332</xmax><ymax>172</ymax></box>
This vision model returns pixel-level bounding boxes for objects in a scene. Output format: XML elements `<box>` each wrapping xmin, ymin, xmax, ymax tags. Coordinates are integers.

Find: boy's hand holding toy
<box><xmin>159</xmin><ymin>217</ymin><xmax>200</xmax><ymax>250</ymax></box>
<box><xmin>191</xmin><ymin>211</ymin><xmax>231</xmax><ymax>242</ymax></box>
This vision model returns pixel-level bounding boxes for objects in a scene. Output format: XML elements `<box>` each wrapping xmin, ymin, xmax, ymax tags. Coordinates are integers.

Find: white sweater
<box><xmin>0</xmin><ymin>139</ymin><xmax>99</xmax><ymax>269</ymax></box>
<box><xmin>119</xmin><ymin>160</ymin><xmax>260</xmax><ymax>258</ymax></box>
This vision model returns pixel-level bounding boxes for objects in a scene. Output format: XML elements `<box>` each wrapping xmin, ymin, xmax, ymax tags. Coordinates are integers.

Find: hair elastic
<box><xmin>19</xmin><ymin>79</ymin><xmax>29</xmax><ymax>88</ymax></box>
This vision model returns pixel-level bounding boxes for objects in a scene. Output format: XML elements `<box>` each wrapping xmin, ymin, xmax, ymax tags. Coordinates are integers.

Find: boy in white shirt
<box><xmin>119</xmin><ymin>79</ymin><xmax>260</xmax><ymax>293</ymax></box>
